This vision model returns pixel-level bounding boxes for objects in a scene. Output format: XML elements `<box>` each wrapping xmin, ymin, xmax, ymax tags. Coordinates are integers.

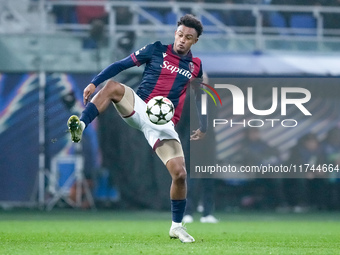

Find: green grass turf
<box><xmin>0</xmin><ymin>210</ymin><xmax>340</xmax><ymax>255</ymax></box>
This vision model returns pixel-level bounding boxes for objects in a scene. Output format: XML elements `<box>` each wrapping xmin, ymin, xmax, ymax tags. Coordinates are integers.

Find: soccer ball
<box><xmin>146</xmin><ymin>96</ymin><xmax>174</xmax><ymax>125</ymax></box>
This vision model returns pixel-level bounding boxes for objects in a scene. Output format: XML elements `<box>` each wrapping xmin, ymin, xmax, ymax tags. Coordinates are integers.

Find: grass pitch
<box><xmin>0</xmin><ymin>210</ymin><xmax>339</xmax><ymax>255</ymax></box>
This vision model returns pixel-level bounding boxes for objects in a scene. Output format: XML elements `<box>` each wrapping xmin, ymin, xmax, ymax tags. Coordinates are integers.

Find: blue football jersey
<box><xmin>131</xmin><ymin>41</ymin><xmax>203</xmax><ymax>125</ymax></box>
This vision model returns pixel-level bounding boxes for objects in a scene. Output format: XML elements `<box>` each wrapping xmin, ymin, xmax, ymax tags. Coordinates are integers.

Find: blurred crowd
<box><xmin>42</xmin><ymin>0</ymin><xmax>340</xmax><ymax>53</ymax></box>
<box><xmin>219</xmin><ymin>127</ymin><xmax>340</xmax><ymax>213</ymax></box>
<box><xmin>36</xmin><ymin>0</ymin><xmax>339</xmax><ymax>55</ymax></box>
<box><xmin>46</xmin><ymin>0</ymin><xmax>340</xmax><ymax>28</ymax></box>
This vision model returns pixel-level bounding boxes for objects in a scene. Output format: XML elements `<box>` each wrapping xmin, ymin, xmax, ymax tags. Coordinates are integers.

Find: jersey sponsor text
<box><xmin>160</xmin><ymin>60</ymin><xmax>192</xmax><ymax>79</ymax></box>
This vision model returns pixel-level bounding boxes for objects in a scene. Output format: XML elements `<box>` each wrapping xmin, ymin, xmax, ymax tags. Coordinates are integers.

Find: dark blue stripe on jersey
<box><xmin>167</xmin><ymin>61</ymin><xmax>192</xmax><ymax>108</ymax></box>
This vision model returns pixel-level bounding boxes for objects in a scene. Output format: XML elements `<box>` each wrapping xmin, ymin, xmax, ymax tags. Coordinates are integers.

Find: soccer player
<box><xmin>67</xmin><ymin>14</ymin><xmax>206</xmax><ymax>243</ymax></box>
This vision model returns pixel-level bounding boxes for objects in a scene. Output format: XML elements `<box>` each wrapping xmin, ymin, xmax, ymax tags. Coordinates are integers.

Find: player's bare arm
<box><xmin>190</xmin><ymin>129</ymin><xmax>206</xmax><ymax>141</ymax></box>
<box><xmin>191</xmin><ymin>80</ymin><xmax>207</xmax><ymax>140</ymax></box>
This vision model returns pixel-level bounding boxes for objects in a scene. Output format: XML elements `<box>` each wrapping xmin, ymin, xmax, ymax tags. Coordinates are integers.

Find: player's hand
<box><xmin>190</xmin><ymin>129</ymin><xmax>206</xmax><ymax>141</ymax></box>
<box><xmin>83</xmin><ymin>83</ymin><xmax>96</xmax><ymax>105</ymax></box>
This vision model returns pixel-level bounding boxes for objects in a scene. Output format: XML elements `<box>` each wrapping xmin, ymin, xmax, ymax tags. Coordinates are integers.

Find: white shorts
<box><xmin>122</xmin><ymin>90</ymin><xmax>180</xmax><ymax>149</ymax></box>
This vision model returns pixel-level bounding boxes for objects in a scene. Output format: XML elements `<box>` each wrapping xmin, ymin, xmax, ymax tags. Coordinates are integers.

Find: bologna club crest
<box><xmin>189</xmin><ymin>62</ymin><xmax>194</xmax><ymax>73</ymax></box>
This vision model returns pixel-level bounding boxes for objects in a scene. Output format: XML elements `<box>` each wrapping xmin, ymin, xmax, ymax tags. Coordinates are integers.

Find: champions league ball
<box><xmin>146</xmin><ymin>96</ymin><xmax>174</xmax><ymax>125</ymax></box>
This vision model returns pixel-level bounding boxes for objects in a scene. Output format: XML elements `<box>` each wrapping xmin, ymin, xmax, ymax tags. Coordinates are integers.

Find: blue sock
<box><xmin>171</xmin><ymin>199</ymin><xmax>186</xmax><ymax>223</ymax></box>
<box><xmin>80</xmin><ymin>102</ymin><xmax>99</xmax><ymax>128</ymax></box>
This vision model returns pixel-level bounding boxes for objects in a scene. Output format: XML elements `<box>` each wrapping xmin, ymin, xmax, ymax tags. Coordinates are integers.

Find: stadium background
<box><xmin>1</xmin><ymin>0</ymin><xmax>340</xmax><ymax>213</ymax></box>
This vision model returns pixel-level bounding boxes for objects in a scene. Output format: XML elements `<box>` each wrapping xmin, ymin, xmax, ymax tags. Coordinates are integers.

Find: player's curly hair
<box><xmin>177</xmin><ymin>14</ymin><xmax>203</xmax><ymax>38</ymax></box>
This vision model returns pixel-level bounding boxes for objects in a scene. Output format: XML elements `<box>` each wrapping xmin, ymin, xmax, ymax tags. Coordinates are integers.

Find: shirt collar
<box><xmin>170</xmin><ymin>44</ymin><xmax>192</xmax><ymax>60</ymax></box>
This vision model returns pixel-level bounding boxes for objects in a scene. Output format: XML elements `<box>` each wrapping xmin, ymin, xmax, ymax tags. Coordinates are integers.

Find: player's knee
<box><xmin>104</xmin><ymin>80</ymin><xmax>124</xmax><ymax>102</ymax></box>
<box><xmin>171</xmin><ymin>165</ymin><xmax>187</xmax><ymax>183</ymax></box>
